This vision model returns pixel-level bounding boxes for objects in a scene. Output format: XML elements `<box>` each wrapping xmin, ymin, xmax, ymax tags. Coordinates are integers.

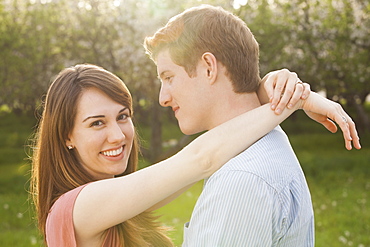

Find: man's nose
<box><xmin>159</xmin><ymin>83</ymin><xmax>171</xmax><ymax>107</ymax></box>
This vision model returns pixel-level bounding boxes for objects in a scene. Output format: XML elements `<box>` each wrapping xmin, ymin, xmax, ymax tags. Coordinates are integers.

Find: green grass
<box><xmin>155</xmin><ymin>181</ymin><xmax>203</xmax><ymax>244</ymax></box>
<box><xmin>291</xmin><ymin>136</ymin><xmax>370</xmax><ymax>247</ymax></box>
<box><xmin>0</xmin><ymin>111</ymin><xmax>369</xmax><ymax>246</ymax></box>
<box><xmin>0</xmin><ymin>163</ymin><xmax>43</xmax><ymax>246</ymax></box>
<box><xmin>0</xmin><ymin>112</ymin><xmax>42</xmax><ymax>246</ymax></box>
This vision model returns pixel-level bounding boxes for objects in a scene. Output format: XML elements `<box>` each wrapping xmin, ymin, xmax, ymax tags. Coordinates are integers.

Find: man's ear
<box><xmin>201</xmin><ymin>52</ymin><xmax>218</xmax><ymax>84</ymax></box>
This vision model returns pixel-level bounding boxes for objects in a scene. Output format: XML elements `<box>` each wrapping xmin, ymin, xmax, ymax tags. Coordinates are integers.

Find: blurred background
<box><xmin>0</xmin><ymin>0</ymin><xmax>369</xmax><ymax>246</ymax></box>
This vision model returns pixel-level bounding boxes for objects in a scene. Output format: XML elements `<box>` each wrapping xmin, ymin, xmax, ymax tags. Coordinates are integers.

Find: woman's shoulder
<box><xmin>46</xmin><ymin>183</ymin><xmax>90</xmax><ymax>247</ymax></box>
<box><xmin>56</xmin><ymin>184</ymin><xmax>90</xmax><ymax>207</ymax></box>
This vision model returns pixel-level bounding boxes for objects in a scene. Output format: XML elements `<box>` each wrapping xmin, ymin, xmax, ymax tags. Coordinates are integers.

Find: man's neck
<box><xmin>207</xmin><ymin>91</ymin><xmax>261</xmax><ymax>130</ymax></box>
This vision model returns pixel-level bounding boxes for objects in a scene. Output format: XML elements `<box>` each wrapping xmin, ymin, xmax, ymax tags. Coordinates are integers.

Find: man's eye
<box><xmin>165</xmin><ymin>76</ymin><xmax>173</xmax><ymax>82</ymax></box>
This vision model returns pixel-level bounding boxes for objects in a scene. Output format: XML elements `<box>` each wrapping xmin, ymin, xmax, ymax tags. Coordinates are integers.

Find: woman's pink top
<box><xmin>46</xmin><ymin>184</ymin><xmax>120</xmax><ymax>247</ymax></box>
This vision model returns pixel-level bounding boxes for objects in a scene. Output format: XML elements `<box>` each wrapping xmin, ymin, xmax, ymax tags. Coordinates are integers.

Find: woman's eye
<box><xmin>90</xmin><ymin>120</ymin><xmax>104</xmax><ymax>127</ymax></box>
<box><xmin>118</xmin><ymin>114</ymin><xmax>129</xmax><ymax>121</ymax></box>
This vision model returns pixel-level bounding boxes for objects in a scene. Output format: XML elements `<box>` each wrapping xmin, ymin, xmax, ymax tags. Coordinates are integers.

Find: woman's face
<box><xmin>66</xmin><ymin>87</ymin><xmax>134</xmax><ymax>180</ymax></box>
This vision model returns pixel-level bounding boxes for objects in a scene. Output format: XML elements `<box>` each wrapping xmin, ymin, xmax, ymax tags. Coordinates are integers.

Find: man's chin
<box><xmin>179</xmin><ymin>123</ymin><xmax>205</xmax><ymax>136</ymax></box>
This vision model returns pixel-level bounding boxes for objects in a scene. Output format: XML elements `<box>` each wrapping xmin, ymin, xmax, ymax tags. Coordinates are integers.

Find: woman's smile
<box><xmin>101</xmin><ymin>146</ymin><xmax>124</xmax><ymax>157</ymax></box>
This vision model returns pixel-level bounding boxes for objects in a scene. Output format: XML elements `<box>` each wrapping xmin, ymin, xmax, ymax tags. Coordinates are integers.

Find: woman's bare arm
<box><xmin>73</xmin><ymin>103</ymin><xmax>299</xmax><ymax>240</ymax></box>
<box><xmin>73</xmin><ymin>92</ymin><xmax>360</xmax><ymax>240</ymax></box>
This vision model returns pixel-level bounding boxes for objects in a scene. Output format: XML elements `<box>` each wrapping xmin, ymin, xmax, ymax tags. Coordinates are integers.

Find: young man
<box><xmin>144</xmin><ymin>5</ymin><xmax>359</xmax><ymax>246</ymax></box>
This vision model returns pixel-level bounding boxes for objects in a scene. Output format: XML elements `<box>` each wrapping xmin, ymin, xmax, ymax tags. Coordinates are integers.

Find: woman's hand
<box><xmin>259</xmin><ymin>69</ymin><xmax>361</xmax><ymax>150</ymax></box>
<box><xmin>300</xmin><ymin>92</ymin><xmax>361</xmax><ymax>150</ymax></box>
<box><xmin>259</xmin><ymin>69</ymin><xmax>310</xmax><ymax>114</ymax></box>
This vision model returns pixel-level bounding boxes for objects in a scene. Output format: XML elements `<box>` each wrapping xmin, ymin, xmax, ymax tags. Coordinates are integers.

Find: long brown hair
<box><xmin>30</xmin><ymin>64</ymin><xmax>173</xmax><ymax>246</ymax></box>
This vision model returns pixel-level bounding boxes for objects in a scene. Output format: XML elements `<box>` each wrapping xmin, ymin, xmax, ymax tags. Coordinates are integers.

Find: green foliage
<box><xmin>1</xmin><ymin>0</ymin><xmax>369</xmax><ymax>161</ymax></box>
<box><xmin>237</xmin><ymin>0</ymin><xmax>369</xmax><ymax>132</ymax></box>
<box><xmin>0</xmin><ymin>112</ymin><xmax>36</xmax><ymax>166</ymax></box>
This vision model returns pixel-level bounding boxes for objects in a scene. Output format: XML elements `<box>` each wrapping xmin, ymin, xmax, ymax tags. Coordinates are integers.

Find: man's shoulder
<box><xmin>207</xmin><ymin>127</ymin><xmax>303</xmax><ymax>190</ymax></box>
<box><xmin>222</xmin><ymin>126</ymin><xmax>298</xmax><ymax>168</ymax></box>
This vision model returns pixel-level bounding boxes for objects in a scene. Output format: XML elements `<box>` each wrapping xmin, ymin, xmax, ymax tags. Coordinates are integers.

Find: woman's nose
<box><xmin>107</xmin><ymin>123</ymin><xmax>125</xmax><ymax>144</ymax></box>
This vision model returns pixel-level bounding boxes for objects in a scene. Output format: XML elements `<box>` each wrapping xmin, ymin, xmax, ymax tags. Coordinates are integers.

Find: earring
<box><xmin>67</xmin><ymin>145</ymin><xmax>73</xmax><ymax>150</ymax></box>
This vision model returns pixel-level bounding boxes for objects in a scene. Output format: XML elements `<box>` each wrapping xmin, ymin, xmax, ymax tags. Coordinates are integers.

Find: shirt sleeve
<box><xmin>183</xmin><ymin>170</ymin><xmax>278</xmax><ymax>247</ymax></box>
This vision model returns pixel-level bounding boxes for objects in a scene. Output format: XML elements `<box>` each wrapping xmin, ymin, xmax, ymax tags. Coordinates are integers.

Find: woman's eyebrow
<box><xmin>82</xmin><ymin>107</ymin><xmax>128</xmax><ymax>123</ymax></box>
<box><xmin>118</xmin><ymin>107</ymin><xmax>128</xmax><ymax>114</ymax></box>
<box><xmin>82</xmin><ymin>115</ymin><xmax>105</xmax><ymax>123</ymax></box>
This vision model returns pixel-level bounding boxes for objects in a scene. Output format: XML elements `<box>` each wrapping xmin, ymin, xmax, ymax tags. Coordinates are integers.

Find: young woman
<box><xmin>30</xmin><ymin>64</ymin><xmax>359</xmax><ymax>247</ymax></box>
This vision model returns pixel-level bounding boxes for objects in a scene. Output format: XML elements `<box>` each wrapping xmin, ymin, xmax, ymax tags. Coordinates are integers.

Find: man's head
<box><xmin>144</xmin><ymin>4</ymin><xmax>260</xmax><ymax>93</ymax></box>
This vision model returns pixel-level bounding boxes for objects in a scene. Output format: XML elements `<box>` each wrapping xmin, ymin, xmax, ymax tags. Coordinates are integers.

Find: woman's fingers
<box><xmin>303</xmin><ymin>93</ymin><xmax>361</xmax><ymax>150</ymax></box>
<box><xmin>275</xmin><ymin>73</ymin><xmax>299</xmax><ymax>113</ymax></box>
<box><xmin>301</xmin><ymin>82</ymin><xmax>310</xmax><ymax>100</ymax></box>
<box><xmin>335</xmin><ymin>111</ymin><xmax>361</xmax><ymax>150</ymax></box>
<box><xmin>265</xmin><ymin>69</ymin><xmax>310</xmax><ymax>114</ymax></box>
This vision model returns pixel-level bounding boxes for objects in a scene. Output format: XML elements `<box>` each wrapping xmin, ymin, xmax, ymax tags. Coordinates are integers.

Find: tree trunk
<box><xmin>352</xmin><ymin>95</ymin><xmax>370</xmax><ymax>133</ymax></box>
<box><xmin>149</xmin><ymin>101</ymin><xmax>163</xmax><ymax>163</ymax></box>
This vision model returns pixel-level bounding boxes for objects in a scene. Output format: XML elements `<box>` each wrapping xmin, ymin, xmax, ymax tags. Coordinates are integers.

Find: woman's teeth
<box><xmin>102</xmin><ymin>147</ymin><xmax>123</xmax><ymax>157</ymax></box>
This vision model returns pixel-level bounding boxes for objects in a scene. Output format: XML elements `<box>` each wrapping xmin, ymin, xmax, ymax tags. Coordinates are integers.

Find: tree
<box><xmin>3</xmin><ymin>0</ymin><xmax>367</xmax><ymax>162</ymax></box>
<box><xmin>237</xmin><ymin>0</ymin><xmax>369</xmax><ymax>131</ymax></box>
<box><xmin>1</xmin><ymin>0</ymin><xmax>72</xmax><ymax>113</ymax></box>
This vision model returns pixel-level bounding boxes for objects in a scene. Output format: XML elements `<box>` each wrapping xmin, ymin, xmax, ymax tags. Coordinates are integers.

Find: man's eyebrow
<box><xmin>158</xmin><ymin>70</ymin><xmax>170</xmax><ymax>80</ymax></box>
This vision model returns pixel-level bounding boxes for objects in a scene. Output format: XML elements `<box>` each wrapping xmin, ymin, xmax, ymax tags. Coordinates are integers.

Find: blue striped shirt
<box><xmin>183</xmin><ymin>126</ymin><xmax>314</xmax><ymax>246</ymax></box>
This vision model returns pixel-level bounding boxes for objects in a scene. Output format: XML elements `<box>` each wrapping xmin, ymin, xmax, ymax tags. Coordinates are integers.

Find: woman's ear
<box><xmin>65</xmin><ymin>138</ymin><xmax>74</xmax><ymax>149</ymax></box>
<box><xmin>201</xmin><ymin>52</ymin><xmax>218</xmax><ymax>84</ymax></box>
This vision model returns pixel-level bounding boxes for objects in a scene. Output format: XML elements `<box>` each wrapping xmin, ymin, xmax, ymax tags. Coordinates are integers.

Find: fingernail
<box><xmin>302</xmin><ymin>94</ymin><xmax>307</xmax><ymax>99</ymax></box>
<box><xmin>288</xmin><ymin>103</ymin><xmax>293</xmax><ymax>109</ymax></box>
<box><xmin>271</xmin><ymin>104</ymin><xmax>276</xmax><ymax>110</ymax></box>
<box><xmin>276</xmin><ymin>108</ymin><xmax>282</xmax><ymax>114</ymax></box>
